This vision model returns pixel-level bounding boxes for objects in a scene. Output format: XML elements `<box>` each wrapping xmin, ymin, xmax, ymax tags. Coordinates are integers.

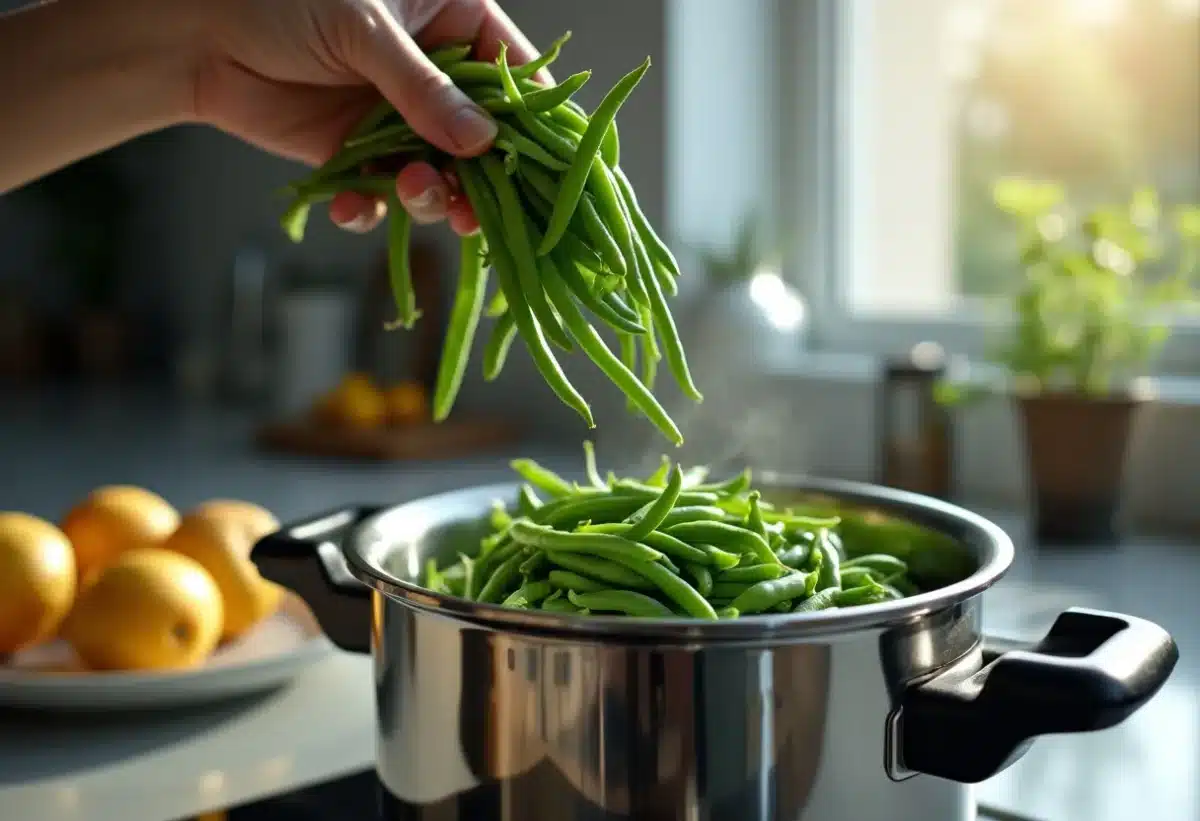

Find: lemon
<box><xmin>61</xmin><ymin>485</ymin><xmax>180</xmax><ymax>585</ymax></box>
<box><xmin>163</xmin><ymin>501</ymin><xmax>284</xmax><ymax>640</ymax></box>
<box><xmin>384</xmin><ymin>381</ymin><xmax>429</xmax><ymax>426</ymax></box>
<box><xmin>0</xmin><ymin>512</ymin><xmax>77</xmax><ymax>654</ymax></box>
<box><xmin>63</xmin><ymin>548</ymin><xmax>223</xmax><ymax>671</ymax></box>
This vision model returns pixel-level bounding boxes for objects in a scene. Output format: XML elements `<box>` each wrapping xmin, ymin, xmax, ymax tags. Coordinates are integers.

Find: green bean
<box><xmin>537</xmin><ymin>254</ymin><xmax>684</xmax><ymax>444</ymax></box>
<box><xmin>567</xmin><ymin>589</ymin><xmax>674</xmax><ymax>618</ymax></box>
<box><xmin>344</xmin><ymin>121</ymin><xmax>415</xmax><ymax>149</ymax></box>
<box><xmin>730</xmin><ymin>571</ymin><xmax>815</xmax><ymax>615</ymax></box>
<box><xmin>623</xmin><ymin>465</ymin><xmax>683</xmax><ymax>540</ymax></box>
<box><xmin>383</xmin><ymin>201</ymin><xmax>420</xmax><ymax>330</ymax></box>
<box><xmin>521</xmin><ymin>162</ymin><xmax>627</xmax><ymax>278</ymax></box>
<box><xmin>693</xmin><ymin>469</ymin><xmax>754</xmax><ymax>497</ymax></box>
<box><xmin>794</xmin><ymin>588</ymin><xmax>839</xmax><ymax>613</ymax></box>
<box><xmin>552</xmin><ymin>248</ymin><xmax>646</xmax><ymax>335</ymax></box>
<box><xmin>664</xmin><ymin>522</ymin><xmax>781</xmax><ymax>567</ymax></box>
<box><xmin>512</xmin><ymin>31</ymin><xmax>571</xmax><ymax>80</ymax></box>
<box><xmin>814</xmin><ymin>531</ymin><xmax>842</xmax><ymax>592</ymax></box>
<box><xmin>718</xmin><ymin>564</ymin><xmax>786</xmax><ymax>584</ymax></box>
<box><xmin>625</xmin><ymin>188</ymin><xmax>701</xmax><ymax>401</ymax></box>
<box><xmin>639</xmin><ymin>320</ymin><xmax>659</xmax><ymax>391</ymax></box>
<box><xmin>537</xmin><ymin>57</ymin><xmax>651</xmax><ymax>257</ymax></box>
<box><xmin>842</xmin><ymin>554</ymin><xmax>909</xmax><ymax>577</ymax></box>
<box><xmin>477</xmin><ymin>549</ymin><xmax>527</xmax><ymax>603</ymax></box>
<box><xmin>503</xmin><ymin>580</ymin><xmax>554</xmax><ymax>608</ymax></box>
<box><xmin>778</xmin><ymin>544</ymin><xmax>812</xmax><ymax>569</ymax></box>
<box><xmin>430</xmin><ymin>43</ymin><xmax>473</xmax><ymax>69</ymax></box>
<box><xmin>496</xmin><ymin>42</ymin><xmax>525</xmax><ymax>108</ymax></box>
<box><xmin>587</xmin><ymin>160</ymin><xmax>648</xmax><ymax>307</ymax></box>
<box><xmin>495</xmin><ymin>122</ymin><xmax>569</xmax><ymax>171</ymax></box>
<box><xmin>840</xmin><ymin>567</ymin><xmax>880</xmax><ymax>589</ymax></box>
<box><xmin>482</xmin><ymin>311</ymin><xmax>518</xmax><ymax>380</ymax></box>
<box><xmin>657</xmin><ymin>506</ymin><xmax>727</xmax><ymax>529</ymax></box>
<box><xmin>548</xmin><ymin>570</ymin><xmax>607</xmax><ymax>593</ymax></box>
<box><xmin>536</xmin><ymin>495</ymin><xmax>646</xmax><ymax>528</ymax></box>
<box><xmin>618</xmin><ymin>333</ymin><xmax>638</xmax><ymax>412</ymax></box>
<box><xmin>582</xmin><ymin>440</ymin><xmax>606</xmax><ymax>489</ymax></box>
<box><xmin>580</xmin><ymin>524</ymin><xmax>711</xmax><ymax>566</ymax></box>
<box><xmin>517</xmin><ymin>485</ymin><xmax>543</xmax><ymax>516</ymax></box>
<box><xmin>522</xmin><ymin>70</ymin><xmax>591</xmax><ymax>112</ymax></box>
<box><xmin>544</xmin><ymin>550</ymin><xmax>656</xmax><ymax>590</ymax></box>
<box><xmin>519</xmin><ymin>550</ymin><xmax>547</xmax><ymax>578</ymax></box>
<box><xmin>458</xmin><ymin>554</ymin><xmax>475</xmax><ymax>600</ymax></box>
<box><xmin>694</xmin><ymin>543</ymin><xmax>742</xmax><ymax>570</ymax></box>
<box><xmin>745</xmin><ymin>491</ymin><xmax>768</xmax><ymax>538</ymax></box>
<box><xmin>710</xmin><ymin>581</ymin><xmax>752</xmax><ymax>600</ymax></box>
<box><xmin>509</xmin><ymin>520</ymin><xmax>664</xmax><ymax>563</ymax></box>
<box><xmin>611</xmin><ymin>165</ymin><xmax>680</xmax><ymax>279</ymax></box>
<box><xmin>459</xmin><ymin>159</ymin><xmax>594</xmax><ymax>426</ymax></box>
<box><xmin>684</xmin><ymin>563</ymin><xmax>713</xmax><ymax>597</ymax></box>
<box><xmin>510</xmin><ymin>459</ymin><xmax>574</xmax><ymax>497</ymax></box>
<box><xmin>347</xmin><ymin>99</ymin><xmax>397</xmax><ymax>142</ymax></box>
<box><xmin>432</xmin><ymin>234</ymin><xmax>488</xmax><ymax>421</ymax></box>
<box><xmin>834</xmin><ymin>580</ymin><xmax>893</xmax><ymax>607</ymax></box>
<box><xmin>478</xmin><ymin>156</ymin><xmax>574</xmax><ymax>352</ymax></box>
<box><xmin>542</xmin><ymin>594</ymin><xmax>584</xmax><ymax>614</ymax></box>
<box><xmin>547</xmin><ymin>101</ymin><xmax>619</xmax><ymax>168</ymax></box>
<box><xmin>511</xmin><ymin>109</ymin><xmax>579</xmax><ymax>163</ymax></box>
<box><xmin>716</xmin><ymin>606</ymin><xmax>740</xmax><ymax>620</ymax></box>
<box><xmin>600</xmin><ymin>552</ymin><xmax>717</xmax><ymax>619</ymax></box>
<box><xmin>644</xmin><ymin>455</ymin><xmax>671</xmax><ymax>486</ymax></box>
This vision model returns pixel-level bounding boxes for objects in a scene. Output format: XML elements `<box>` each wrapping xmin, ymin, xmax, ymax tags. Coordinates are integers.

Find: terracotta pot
<box><xmin>1017</xmin><ymin>392</ymin><xmax>1142</xmax><ymax>545</ymax></box>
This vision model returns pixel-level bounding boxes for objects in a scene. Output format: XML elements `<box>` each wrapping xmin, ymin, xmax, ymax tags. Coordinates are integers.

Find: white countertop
<box><xmin>1</xmin><ymin>391</ymin><xmax>1197</xmax><ymax>821</ymax></box>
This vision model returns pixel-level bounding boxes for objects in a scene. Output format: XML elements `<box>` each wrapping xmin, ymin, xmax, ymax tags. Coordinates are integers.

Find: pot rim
<box><xmin>342</xmin><ymin>473</ymin><xmax>1014</xmax><ymax>643</ymax></box>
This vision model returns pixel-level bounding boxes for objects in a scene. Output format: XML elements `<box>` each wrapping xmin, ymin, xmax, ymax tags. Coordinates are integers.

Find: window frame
<box><xmin>781</xmin><ymin>0</ymin><xmax>1200</xmax><ymax>373</ymax></box>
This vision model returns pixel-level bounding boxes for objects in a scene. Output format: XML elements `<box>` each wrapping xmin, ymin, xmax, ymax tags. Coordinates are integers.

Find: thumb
<box><xmin>345</xmin><ymin>7</ymin><xmax>497</xmax><ymax>156</ymax></box>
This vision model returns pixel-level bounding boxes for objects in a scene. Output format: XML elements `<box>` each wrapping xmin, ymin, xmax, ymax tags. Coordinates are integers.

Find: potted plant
<box><xmin>940</xmin><ymin>179</ymin><xmax>1200</xmax><ymax>544</ymax></box>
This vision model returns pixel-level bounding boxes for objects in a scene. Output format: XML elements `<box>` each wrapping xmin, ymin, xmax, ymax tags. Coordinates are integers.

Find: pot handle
<box><xmin>898</xmin><ymin>607</ymin><xmax>1178</xmax><ymax>784</ymax></box>
<box><xmin>252</xmin><ymin>506</ymin><xmax>381</xmax><ymax>654</ymax></box>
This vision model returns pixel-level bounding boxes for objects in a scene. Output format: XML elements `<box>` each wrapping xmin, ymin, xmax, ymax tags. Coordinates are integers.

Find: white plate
<box><xmin>0</xmin><ymin>593</ymin><xmax>334</xmax><ymax>710</ymax></box>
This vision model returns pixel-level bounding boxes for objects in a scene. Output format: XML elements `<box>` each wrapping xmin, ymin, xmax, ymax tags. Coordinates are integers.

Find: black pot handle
<box><xmin>252</xmin><ymin>506</ymin><xmax>381</xmax><ymax>654</ymax></box>
<box><xmin>898</xmin><ymin>607</ymin><xmax>1178</xmax><ymax>784</ymax></box>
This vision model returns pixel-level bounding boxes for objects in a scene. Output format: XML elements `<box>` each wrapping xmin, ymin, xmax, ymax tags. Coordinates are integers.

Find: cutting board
<box><xmin>255</xmin><ymin>418</ymin><xmax>520</xmax><ymax>461</ymax></box>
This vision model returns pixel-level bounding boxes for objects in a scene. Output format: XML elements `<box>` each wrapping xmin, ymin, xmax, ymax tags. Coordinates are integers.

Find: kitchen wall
<box><xmin>3</xmin><ymin>0</ymin><xmax>1199</xmax><ymax>531</ymax></box>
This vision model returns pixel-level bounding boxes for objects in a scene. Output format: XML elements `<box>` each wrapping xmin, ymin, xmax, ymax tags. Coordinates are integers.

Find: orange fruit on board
<box><xmin>383</xmin><ymin>381</ymin><xmax>429</xmax><ymax>426</ymax></box>
<box><xmin>0</xmin><ymin>512</ymin><xmax>77</xmax><ymax>654</ymax></box>
<box><xmin>61</xmin><ymin>486</ymin><xmax>180</xmax><ymax>585</ymax></box>
<box><xmin>163</xmin><ymin>501</ymin><xmax>284</xmax><ymax>640</ymax></box>
<box><xmin>62</xmin><ymin>548</ymin><xmax>223</xmax><ymax>672</ymax></box>
<box><xmin>316</xmin><ymin>373</ymin><xmax>387</xmax><ymax>430</ymax></box>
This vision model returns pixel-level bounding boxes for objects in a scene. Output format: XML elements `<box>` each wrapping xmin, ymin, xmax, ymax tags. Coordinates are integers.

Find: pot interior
<box><xmin>347</xmin><ymin>473</ymin><xmax>1012</xmax><ymax>640</ymax></box>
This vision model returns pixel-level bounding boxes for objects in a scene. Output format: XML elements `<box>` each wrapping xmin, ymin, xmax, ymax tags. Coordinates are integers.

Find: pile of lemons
<box><xmin>0</xmin><ymin>488</ymin><xmax>286</xmax><ymax>672</ymax></box>
<box><xmin>312</xmin><ymin>373</ymin><xmax>429</xmax><ymax>430</ymax></box>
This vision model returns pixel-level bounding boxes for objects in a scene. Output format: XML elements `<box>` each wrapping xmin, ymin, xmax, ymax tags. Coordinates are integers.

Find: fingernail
<box><xmin>340</xmin><ymin>214</ymin><xmax>375</xmax><ymax>233</ymax></box>
<box><xmin>403</xmin><ymin>187</ymin><xmax>445</xmax><ymax>224</ymax></box>
<box><xmin>446</xmin><ymin>103</ymin><xmax>498</xmax><ymax>153</ymax></box>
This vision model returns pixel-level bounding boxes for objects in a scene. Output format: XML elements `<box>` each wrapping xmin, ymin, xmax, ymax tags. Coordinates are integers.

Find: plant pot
<box><xmin>76</xmin><ymin>310</ymin><xmax>127</xmax><ymax>381</ymax></box>
<box><xmin>1016</xmin><ymin>392</ymin><xmax>1143</xmax><ymax>546</ymax></box>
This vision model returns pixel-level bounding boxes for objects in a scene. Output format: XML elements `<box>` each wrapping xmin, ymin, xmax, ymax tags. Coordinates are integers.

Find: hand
<box><xmin>193</xmin><ymin>0</ymin><xmax>546</xmax><ymax>235</ymax></box>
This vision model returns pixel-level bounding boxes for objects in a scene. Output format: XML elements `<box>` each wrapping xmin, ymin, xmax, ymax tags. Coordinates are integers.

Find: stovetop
<box><xmin>204</xmin><ymin>768</ymin><xmax>1046</xmax><ymax>821</ymax></box>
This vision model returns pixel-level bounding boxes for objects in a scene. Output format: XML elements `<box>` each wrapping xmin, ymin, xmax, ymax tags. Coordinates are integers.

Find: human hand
<box><xmin>193</xmin><ymin>0</ymin><xmax>548</xmax><ymax>235</ymax></box>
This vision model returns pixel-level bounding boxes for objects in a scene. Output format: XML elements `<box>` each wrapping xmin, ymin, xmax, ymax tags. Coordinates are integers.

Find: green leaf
<box><xmin>993</xmin><ymin>178</ymin><xmax>1064</xmax><ymax>217</ymax></box>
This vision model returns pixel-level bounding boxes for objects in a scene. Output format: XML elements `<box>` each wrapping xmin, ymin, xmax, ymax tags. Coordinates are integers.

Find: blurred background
<box><xmin>0</xmin><ymin>0</ymin><xmax>1197</xmax><ymax>525</ymax></box>
<box><xmin>1</xmin><ymin>1</ymin><xmax>1199</xmax><ymax>820</ymax></box>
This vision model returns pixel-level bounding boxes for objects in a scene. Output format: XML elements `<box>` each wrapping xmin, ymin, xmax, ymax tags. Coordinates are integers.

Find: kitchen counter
<box><xmin>1</xmin><ymin>389</ymin><xmax>1197</xmax><ymax>821</ymax></box>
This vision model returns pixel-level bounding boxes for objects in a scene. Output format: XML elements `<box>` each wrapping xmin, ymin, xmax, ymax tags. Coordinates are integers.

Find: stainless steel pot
<box><xmin>252</xmin><ymin>475</ymin><xmax>1178</xmax><ymax>821</ymax></box>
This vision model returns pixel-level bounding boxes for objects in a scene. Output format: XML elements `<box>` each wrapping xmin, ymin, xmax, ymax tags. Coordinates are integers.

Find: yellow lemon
<box><xmin>0</xmin><ymin>512</ymin><xmax>76</xmax><ymax>654</ymax></box>
<box><xmin>63</xmin><ymin>548</ymin><xmax>223</xmax><ymax>671</ymax></box>
<box><xmin>384</xmin><ymin>381</ymin><xmax>429</xmax><ymax>426</ymax></box>
<box><xmin>163</xmin><ymin>501</ymin><xmax>284</xmax><ymax>640</ymax></box>
<box><xmin>61</xmin><ymin>485</ymin><xmax>180</xmax><ymax>585</ymax></box>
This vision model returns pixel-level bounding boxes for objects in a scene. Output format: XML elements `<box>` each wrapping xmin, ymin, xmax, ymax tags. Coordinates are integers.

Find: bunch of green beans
<box><xmin>279</xmin><ymin>33</ymin><xmax>698</xmax><ymax>443</ymax></box>
<box><xmin>422</xmin><ymin>443</ymin><xmax>926</xmax><ymax>620</ymax></box>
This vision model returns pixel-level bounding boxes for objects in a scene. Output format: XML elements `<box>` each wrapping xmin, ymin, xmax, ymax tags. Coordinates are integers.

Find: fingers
<box><xmin>345</xmin><ymin>4</ymin><xmax>496</xmax><ymax>157</ymax></box>
<box><xmin>328</xmin><ymin>162</ymin><xmax>479</xmax><ymax>236</ymax></box>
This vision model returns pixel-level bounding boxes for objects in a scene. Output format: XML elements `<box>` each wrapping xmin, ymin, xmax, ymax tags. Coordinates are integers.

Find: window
<box><xmin>812</xmin><ymin>0</ymin><xmax>1200</xmax><ymax>356</ymax></box>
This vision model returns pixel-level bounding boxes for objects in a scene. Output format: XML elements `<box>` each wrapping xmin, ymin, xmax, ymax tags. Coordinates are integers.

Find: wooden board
<box><xmin>255</xmin><ymin>418</ymin><xmax>521</xmax><ymax>461</ymax></box>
